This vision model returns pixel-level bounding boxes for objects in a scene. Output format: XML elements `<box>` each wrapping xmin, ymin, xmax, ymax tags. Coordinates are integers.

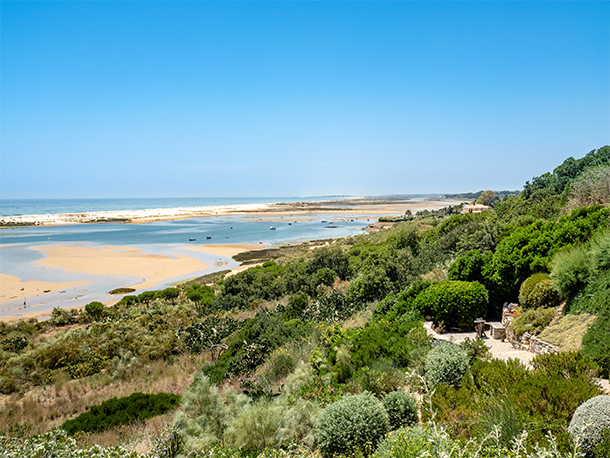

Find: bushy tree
<box><xmin>316</xmin><ymin>392</ymin><xmax>389</xmax><ymax>457</ymax></box>
<box><xmin>412</xmin><ymin>281</ymin><xmax>488</xmax><ymax>330</ymax></box>
<box><xmin>84</xmin><ymin>301</ymin><xmax>104</xmax><ymax>319</ymax></box>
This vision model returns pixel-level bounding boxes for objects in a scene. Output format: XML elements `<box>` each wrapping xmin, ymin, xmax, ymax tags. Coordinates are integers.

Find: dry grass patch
<box><xmin>0</xmin><ymin>353</ymin><xmax>205</xmax><ymax>434</ymax></box>
<box><xmin>342</xmin><ymin>307</ymin><xmax>374</xmax><ymax>329</ymax></box>
<box><xmin>537</xmin><ymin>312</ymin><xmax>597</xmax><ymax>351</ymax></box>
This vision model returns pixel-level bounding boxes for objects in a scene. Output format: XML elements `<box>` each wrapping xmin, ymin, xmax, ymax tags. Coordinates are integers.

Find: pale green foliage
<box><xmin>0</xmin><ymin>428</ymin><xmax>141</xmax><ymax>457</ymax></box>
<box><xmin>372</xmin><ymin>424</ymin><xmax>583</xmax><ymax>458</ymax></box>
<box><xmin>174</xmin><ymin>370</ymin><xmax>321</xmax><ymax>454</ymax></box>
<box><xmin>227</xmin><ymin>400</ymin><xmax>283</xmax><ymax>451</ymax></box>
<box><xmin>276</xmin><ymin>399</ymin><xmax>321</xmax><ymax>449</ymax></box>
<box><xmin>425</xmin><ymin>342</ymin><xmax>469</xmax><ymax>389</ymax></box>
<box><xmin>568</xmin><ymin>395</ymin><xmax>610</xmax><ymax>457</ymax></box>
<box><xmin>552</xmin><ymin>245</ymin><xmax>591</xmax><ymax>301</ymax></box>
<box><xmin>281</xmin><ymin>362</ymin><xmax>315</xmax><ymax>398</ymax></box>
<box><xmin>173</xmin><ymin>372</ymin><xmax>250</xmax><ymax>450</ymax></box>
<box><xmin>382</xmin><ymin>390</ymin><xmax>419</xmax><ymax>430</ymax></box>
<box><xmin>316</xmin><ymin>392</ymin><xmax>390</xmax><ymax>457</ymax></box>
<box><xmin>590</xmin><ymin>230</ymin><xmax>610</xmax><ymax>273</ymax></box>
<box><xmin>568</xmin><ymin>164</ymin><xmax>610</xmax><ymax>211</ymax></box>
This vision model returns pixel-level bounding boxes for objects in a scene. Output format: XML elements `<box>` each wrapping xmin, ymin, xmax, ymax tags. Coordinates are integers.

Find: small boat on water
<box><xmin>269</xmin><ymin>226</ymin><xmax>276</xmax><ymax>230</ymax></box>
<box><xmin>206</xmin><ymin>236</ymin><xmax>212</xmax><ymax>239</ymax></box>
<box><xmin>189</xmin><ymin>238</ymin><xmax>196</xmax><ymax>241</ymax></box>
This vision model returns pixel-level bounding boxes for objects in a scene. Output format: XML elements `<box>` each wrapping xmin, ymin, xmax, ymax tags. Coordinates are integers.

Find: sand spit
<box><xmin>0</xmin><ymin>199</ymin><xmax>460</xmax><ymax>227</ymax></box>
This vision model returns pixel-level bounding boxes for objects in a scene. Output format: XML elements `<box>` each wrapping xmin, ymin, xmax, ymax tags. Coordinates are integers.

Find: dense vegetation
<box><xmin>1</xmin><ymin>145</ymin><xmax>609</xmax><ymax>457</ymax></box>
<box><xmin>62</xmin><ymin>392</ymin><xmax>181</xmax><ymax>435</ymax></box>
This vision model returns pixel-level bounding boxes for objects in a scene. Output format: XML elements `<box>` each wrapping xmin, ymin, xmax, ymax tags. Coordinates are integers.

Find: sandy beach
<box><xmin>0</xmin><ymin>274</ymin><xmax>91</xmax><ymax>307</ymax></box>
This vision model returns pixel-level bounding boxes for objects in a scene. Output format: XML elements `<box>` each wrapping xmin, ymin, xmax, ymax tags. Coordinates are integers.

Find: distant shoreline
<box><xmin>0</xmin><ymin>197</ymin><xmax>463</xmax><ymax>228</ymax></box>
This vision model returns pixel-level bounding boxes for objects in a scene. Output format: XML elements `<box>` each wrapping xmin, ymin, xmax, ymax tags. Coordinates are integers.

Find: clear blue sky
<box><xmin>1</xmin><ymin>1</ymin><xmax>608</xmax><ymax>199</ymax></box>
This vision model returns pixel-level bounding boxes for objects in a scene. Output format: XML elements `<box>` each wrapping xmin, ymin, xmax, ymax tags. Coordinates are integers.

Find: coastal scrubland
<box><xmin>1</xmin><ymin>146</ymin><xmax>610</xmax><ymax>458</ymax></box>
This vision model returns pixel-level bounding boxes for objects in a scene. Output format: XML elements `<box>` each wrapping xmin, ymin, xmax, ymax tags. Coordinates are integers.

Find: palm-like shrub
<box><xmin>383</xmin><ymin>390</ymin><xmax>418</xmax><ymax>430</ymax></box>
<box><xmin>316</xmin><ymin>392</ymin><xmax>389</xmax><ymax>457</ymax></box>
<box><xmin>568</xmin><ymin>395</ymin><xmax>610</xmax><ymax>457</ymax></box>
<box><xmin>425</xmin><ymin>342</ymin><xmax>469</xmax><ymax>389</ymax></box>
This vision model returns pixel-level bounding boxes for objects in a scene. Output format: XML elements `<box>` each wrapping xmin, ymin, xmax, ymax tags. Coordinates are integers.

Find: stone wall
<box><xmin>502</xmin><ymin>303</ymin><xmax>560</xmax><ymax>355</ymax></box>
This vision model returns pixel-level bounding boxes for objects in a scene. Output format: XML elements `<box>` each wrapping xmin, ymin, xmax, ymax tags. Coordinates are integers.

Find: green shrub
<box><xmin>372</xmin><ymin>426</ymin><xmax>436</xmax><ymax>458</ymax></box>
<box><xmin>461</xmin><ymin>337</ymin><xmax>492</xmax><ymax>364</ymax></box>
<box><xmin>412</xmin><ymin>281</ymin><xmax>488</xmax><ymax>330</ymax></box>
<box><xmin>590</xmin><ymin>230</ymin><xmax>610</xmax><ymax>273</ymax></box>
<box><xmin>425</xmin><ymin>341</ymin><xmax>469</xmax><ymax>389</ymax></box>
<box><xmin>519</xmin><ymin>273</ymin><xmax>563</xmax><ymax>309</ymax></box>
<box><xmin>552</xmin><ymin>245</ymin><xmax>591</xmax><ymax>301</ymax></box>
<box><xmin>382</xmin><ymin>390</ymin><xmax>418</xmax><ymax>431</ymax></box>
<box><xmin>510</xmin><ymin>307</ymin><xmax>556</xmax><ymax>337</ymax></box>
<box><xmin>173</xmin><ymin>373</ymin><xmax>249</xmax><ymax>451</ymax></box>
<box><xmin>84</xmin><ymin>301</ymin><xmax>104</xmax><ymax>318</ymax></box>
<box><xmin>569</xmin><ymin>395</ymin><xmax>610</xmax><ymax>458</ymax></box>
<box><xmin>519</xmin><ymin>273</ymin><xmax>551</xmax><ymax>307</ymax></box>
<box><xmin>316</xmin><ymin>392</ymin><xmax>389</xmax><ymax>457</ymax></box>
<box><xmin>581</xmin><ymin>315</ymin><xmax>610</xmax><ymax>378</ymax></box>
<box><xmin>527</xmin><ymin>279</ymin><xmax>563</xmax><ymax>308</ymax></box>
<box><xmin>61</xmin><ymin>392</ymin><xmax>180</xmax><ymax>435</ymax></box>
<box><xmin>357</xmin><ymin>365</ymin><xmax>406</xmax><ymax>398</ymax></box>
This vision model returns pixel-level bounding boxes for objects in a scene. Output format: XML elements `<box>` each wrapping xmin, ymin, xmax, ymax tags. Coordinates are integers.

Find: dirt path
<box><xmin>424</xmin><ymin>321</ymin><xmax>535</xmax><ymax>365</ymax></box>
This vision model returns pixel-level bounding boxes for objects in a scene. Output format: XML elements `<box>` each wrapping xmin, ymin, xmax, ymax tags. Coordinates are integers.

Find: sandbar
<box><xmin>0</xmin><ymin>273</ymin><xmax>91</xmax><ymax>306</ymax></box>
<box><xmin>184</xmin><ymin>243</ymin><xmax>267</xmax><ymax>258</ymax></box>
<box><xmin>31</xmin><ymin>244</ymin><xmax>209</xmax><ymax>291</ymax></box>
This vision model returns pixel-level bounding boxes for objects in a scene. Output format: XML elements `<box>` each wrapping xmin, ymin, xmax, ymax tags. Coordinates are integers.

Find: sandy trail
<box><xmin>424</xmin><ymin>321</ymin><xmax>535</xmax><ymax>365</ymax></box>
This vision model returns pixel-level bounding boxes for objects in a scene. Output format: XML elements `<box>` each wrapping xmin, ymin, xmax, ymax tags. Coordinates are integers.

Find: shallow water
<box><xmin>0</xmin><ymin>213</ymin><xmax>374</xmax><ymax>318</ymax></box>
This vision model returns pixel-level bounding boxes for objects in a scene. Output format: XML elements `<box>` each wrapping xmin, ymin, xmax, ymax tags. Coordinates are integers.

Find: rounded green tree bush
<box><xmin>383</xmin><ymin>390</ymin><xmax>418</xmax><ymax>430</ymax></box>
<box><xmin>568</xmin><ymin>395</ymin><xmax>610</xmax><ymax>458</ymax></box>
<box><xmin>526</xmin><ymin>279</ymin><xmax>563</xmax><ymax>308</ymax></box>
<box><xmin>316</xmin><ymin>392</ymin><xmax>389</xmax><ymax>457</ymax></box>
<box><xmin>412</xmin><ymin>281</ymin><xmax>488</xmax><ymax>330</ymax></box>
<box><xmin>425</xmin><ymin>342</ymin><xmax>469</xmax><ymax>389</ymax></box>
<box><xmin>519</xmin><ymin>273</ymin><xmax>553</xmax><ymax>308</ymax></box>
<box><xmin>84</xmin><ymin>301</ymin><xmax>104</xmax><ymax>318</ymax></box>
